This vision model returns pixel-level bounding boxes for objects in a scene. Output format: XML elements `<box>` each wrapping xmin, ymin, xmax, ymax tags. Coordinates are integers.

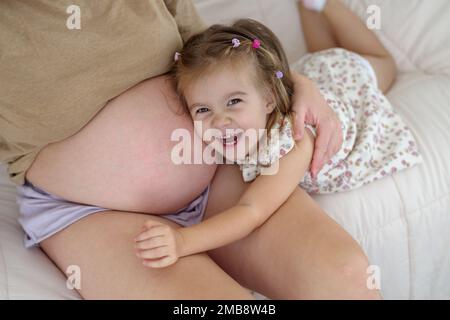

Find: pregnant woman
<box><xmin>0</xmin><ymin>0</ymin><xmax>391</xmax><ymax>299</ymax></box>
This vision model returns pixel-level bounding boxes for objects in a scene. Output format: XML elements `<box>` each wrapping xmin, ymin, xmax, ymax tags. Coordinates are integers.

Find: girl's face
<box><xmin>183</xmin><ymin>62</ymin><xmax>275</xmax><ymax>162</ymax></box>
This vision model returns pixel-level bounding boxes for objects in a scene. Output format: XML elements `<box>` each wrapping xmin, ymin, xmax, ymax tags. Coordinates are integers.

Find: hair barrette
<box><xmin>231</xmin><ymin>38</ymin><xmax>240</xmax><ymax>48</ymax></box>
<box><xmin>275</xmin><ymin>70</ymin><xmax>284</xmax><ymax>79</ymax></box>
<box><xmin>252</xmin><ymin>39</ymin><xmax>261</xmax><ymax>49</ymax></box>
<box><xmin>174</xmin><ymin>52</ymin><xmax>181</xmax><ymax>62</ymax></box>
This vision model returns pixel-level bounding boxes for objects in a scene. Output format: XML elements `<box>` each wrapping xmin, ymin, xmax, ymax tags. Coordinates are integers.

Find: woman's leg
<box><xmin>204</xmin><ymin>165</ymin><xmax>381</xmax><ymax>299</ymax></box>
<box><xmin>40</xmin><ymin>210</ymin><xmax>255</xmax><ymax>299</ymax></box>
<box><xmin>300</xmin><ymin>0</ymin><xmax>396</xmax><ymax>92</ymax></box>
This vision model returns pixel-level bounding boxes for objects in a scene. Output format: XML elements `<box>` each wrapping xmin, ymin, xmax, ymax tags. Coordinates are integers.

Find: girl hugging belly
<box><xmin>8</xmin><ymin>0</ymin><xmax>419</xmax><ymax>299</ymax></box>
<box><xmin>132</xmin><ymin>15</ymin><xmax>422</xmax><ymax>268</ymax></box>
<box><xmin>19</xmin><ymin>8</ymin><xmax>422</xmax><ymax>259</ymax></box>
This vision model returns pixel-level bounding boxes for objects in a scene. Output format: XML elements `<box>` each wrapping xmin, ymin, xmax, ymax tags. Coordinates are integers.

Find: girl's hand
<box><xmin>291</xmin><ymin>71</ymin><xmax>343</xmax><ymax>178</ymax></box>
<box><xmin>134</xmin><ymin>220</ymin><xmax>185</xmax><ymax>268</ymax></box>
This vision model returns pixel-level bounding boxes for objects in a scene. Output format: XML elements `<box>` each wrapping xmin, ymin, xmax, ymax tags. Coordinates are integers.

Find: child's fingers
<box><xmin>134</xmin><ymin>225</ymin><xmax>167</xmax><ymax>242</ymax></box>
<box><xmin>143</xmin><ymin>256</ymin><xmax>176</xmax><ymax>269</ymax></box>
<box><xmin>143</xmin><ymin>220</ymin><xmax>163</xmax><ymax>229</ymax></box>
<box><xmin>134</xmin><ymin>235</ymin><xmax>166</xmax><ymax>250</ymax></box>
<box><xmin>137</xmin><ymin>246</ymin><xmax>169</xmax><ymax>260</ymax></box>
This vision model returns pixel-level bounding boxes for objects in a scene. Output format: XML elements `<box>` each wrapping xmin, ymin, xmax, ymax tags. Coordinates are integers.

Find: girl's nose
<box><xmin>212</xmin><ymin>113</ymin><xmax>232</xmax><ymax>128</ymax></box>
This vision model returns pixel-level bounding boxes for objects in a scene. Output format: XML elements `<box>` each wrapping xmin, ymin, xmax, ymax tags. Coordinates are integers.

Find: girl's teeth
<box><xmin>215</xmin><ymin>132</ymin><xmax>241</xmax><ymax>145</ymax></box>
<box><xmin>223</xmin><ymin>135</ymin><xmax>239</xmax><ymax>145</ymax></box>
<box><xmin>219</xmin><ymin>135</ymin><xmax>233</xmax><ymax>142</ymax></box>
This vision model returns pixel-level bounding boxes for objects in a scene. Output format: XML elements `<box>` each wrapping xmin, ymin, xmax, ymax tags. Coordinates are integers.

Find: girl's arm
<box><xmin>178</xmin><ymin>128</ymin><xmax>315</xmax><ymax>257</ymax></box>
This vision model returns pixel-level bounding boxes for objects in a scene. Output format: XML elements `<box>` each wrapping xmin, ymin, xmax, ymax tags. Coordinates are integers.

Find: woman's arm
<box><xmin>290</xmin><ymin>72</ymin><xmax>343</xmax><ymax>178</ymax></box>
<box><xmin>178</xmin><ymin>128</ymin><xmax>315</xmax><ymax>257</ymax></box>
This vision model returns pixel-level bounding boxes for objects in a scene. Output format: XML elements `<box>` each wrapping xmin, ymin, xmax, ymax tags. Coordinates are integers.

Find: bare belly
<box><xmin>25</xmin><ymin>75</ymin><xmax>217</xmax><ymax>214</ymax></box>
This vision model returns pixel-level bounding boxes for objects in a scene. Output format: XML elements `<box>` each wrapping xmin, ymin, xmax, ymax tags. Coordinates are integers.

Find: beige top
<box><xmin>0</xmin><ymin>0</ymin><xmax>205</xmax><ymax>185</ymax></box>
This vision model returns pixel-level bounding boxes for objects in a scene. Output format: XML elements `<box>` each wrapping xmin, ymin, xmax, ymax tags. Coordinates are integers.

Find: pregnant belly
<box><xmin>26</xmin><ymin>75</ymin><xmax>217</xmax><ymax>214</ymax></box>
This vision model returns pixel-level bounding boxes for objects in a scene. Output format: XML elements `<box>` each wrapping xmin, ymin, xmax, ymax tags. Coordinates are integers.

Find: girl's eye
<box><xmin>195</xmin><ymin>107</ymin><xmax>209</xmax><ymax>114</ymax></box>
<box><xmin>227</xmin><ymin>98</ymin><xmax>242</xmax><ymax>106</ymax></box>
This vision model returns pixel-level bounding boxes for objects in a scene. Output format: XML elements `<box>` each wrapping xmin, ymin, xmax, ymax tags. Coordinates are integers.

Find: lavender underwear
<box><xmin>16</xmin><ymin>180</ymin><xmax>210</xmax><ymax>248</ymax></box>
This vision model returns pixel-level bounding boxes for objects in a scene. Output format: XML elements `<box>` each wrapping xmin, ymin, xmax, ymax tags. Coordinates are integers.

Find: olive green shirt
<box><xmin>0</xmin><ymin>0</ymin><xmax>205</xmax><ymax>185</ymax></box>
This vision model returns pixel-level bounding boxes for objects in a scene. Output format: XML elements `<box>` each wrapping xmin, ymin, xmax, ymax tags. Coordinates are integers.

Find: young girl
<box><xmin>134</xmin><ymin>0</ymin><xmax>422</xmax><ymax>270</ymax></box>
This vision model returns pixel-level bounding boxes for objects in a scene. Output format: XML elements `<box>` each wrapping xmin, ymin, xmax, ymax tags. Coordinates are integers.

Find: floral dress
<box><xmin>238</xmin><ymin>48</ymin><xmax>423</xmax><ymax>194</ymax></box>
<box><xmin>237</xmin><ymin>116</ymin><xmax>316</xmax><ymax>182</ymax></box>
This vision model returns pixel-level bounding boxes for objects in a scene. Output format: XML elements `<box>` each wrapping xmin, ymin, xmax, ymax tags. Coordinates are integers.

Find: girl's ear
<box><xmin>265</xmin><ymin>100</ymin><xmax>276</xmax><ymax>114</ymax></box>
<box><xmin>264</xmin><ymin>90</ymin><xmax>276</xmax><ymax>114</ymax></box>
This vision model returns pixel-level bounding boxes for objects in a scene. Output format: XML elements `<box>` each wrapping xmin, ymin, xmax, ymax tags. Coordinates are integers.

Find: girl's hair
<box><xmin>171</xmin><ymin>18</ymin><xmax>294</xmax><ymax>133</ymax></box>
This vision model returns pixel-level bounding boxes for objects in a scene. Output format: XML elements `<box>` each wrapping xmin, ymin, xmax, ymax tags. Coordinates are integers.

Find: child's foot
<box><xmin>302</xmin><ymin>0</ymin><xmax>328</xmax><ymax>12</ymax></box>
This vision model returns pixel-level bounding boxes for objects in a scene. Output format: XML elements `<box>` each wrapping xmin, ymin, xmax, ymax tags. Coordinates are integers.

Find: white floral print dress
<box><xmin>238</xmin><ymin>48</ymin><xmax>423</xmax><ymax>194</ymax></box>
<box><xmin>237</xmin><ymin>116</ymin><xmax>316</xmax><ymax>182</ymax></box>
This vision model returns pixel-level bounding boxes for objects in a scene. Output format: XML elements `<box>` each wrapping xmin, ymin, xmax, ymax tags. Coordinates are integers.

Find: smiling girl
<box><xmin>134</xmin><ymin>19</ymin><xmax>317</xmax><ymax>267</ymax></box>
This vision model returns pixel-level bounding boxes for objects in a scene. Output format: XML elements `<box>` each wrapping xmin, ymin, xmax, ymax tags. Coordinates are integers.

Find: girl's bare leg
<box><xmin>204</xmin><ymin>165</ymin><xmax>381</xmax><ymax>299</ymax></box>
<box><xmin>298</xmin><ymin>3</ymin><xmax>338</xmax><ymax>52</ymax></box>
<box><xmin>299</xmin><ymin>0</ymin><xmax>397</xmax><ymax>92</ymax></box>
<box><xmin>40</xmin><ymin>211</ymin><xmax>255</xmax><ymax>300</ymax></box>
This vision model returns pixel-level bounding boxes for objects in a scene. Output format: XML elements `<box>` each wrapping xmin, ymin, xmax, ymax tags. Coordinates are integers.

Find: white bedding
<box><xmin>1</xmin><ymin>0</ymin><xmax>449</xmax><ymax>299</ymax></box>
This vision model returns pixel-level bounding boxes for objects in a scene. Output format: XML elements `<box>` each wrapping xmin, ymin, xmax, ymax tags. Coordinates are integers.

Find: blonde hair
<box><xmin>171</xmin><ymin>18</ymin><xmax>294</xmax><ymax>134</ymax></box>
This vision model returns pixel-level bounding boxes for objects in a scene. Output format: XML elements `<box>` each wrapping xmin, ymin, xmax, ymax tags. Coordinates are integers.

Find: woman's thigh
<box><xmin>40</xmin><ymin>210</ymin><xmax>254</xmax><ymax>300</ymax></box>
<box><xmin>204</xmin><ymin>165</ymin><xmax>380</xmax><ymax>299</ymax></box>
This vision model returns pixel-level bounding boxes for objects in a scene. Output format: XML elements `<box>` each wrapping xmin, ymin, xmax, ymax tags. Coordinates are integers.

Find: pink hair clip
<box><xmin>231</xmin><ymin>38</ymin><xmax>240</xmax><ymax>48</ymax></box>
<box><xmin>275</xmin><ymin>70</ymin><xmax>284</xmax><ymax>79</ymax></box>
<box><xmin>174</xmin><ymin>52</ymin><xmax>181</xmax><ymax>62</ymax></box>
<box><xmin>252</xmin><ymin>39</ymin><xmax>261</xmax><ymax>49</ymax></box>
